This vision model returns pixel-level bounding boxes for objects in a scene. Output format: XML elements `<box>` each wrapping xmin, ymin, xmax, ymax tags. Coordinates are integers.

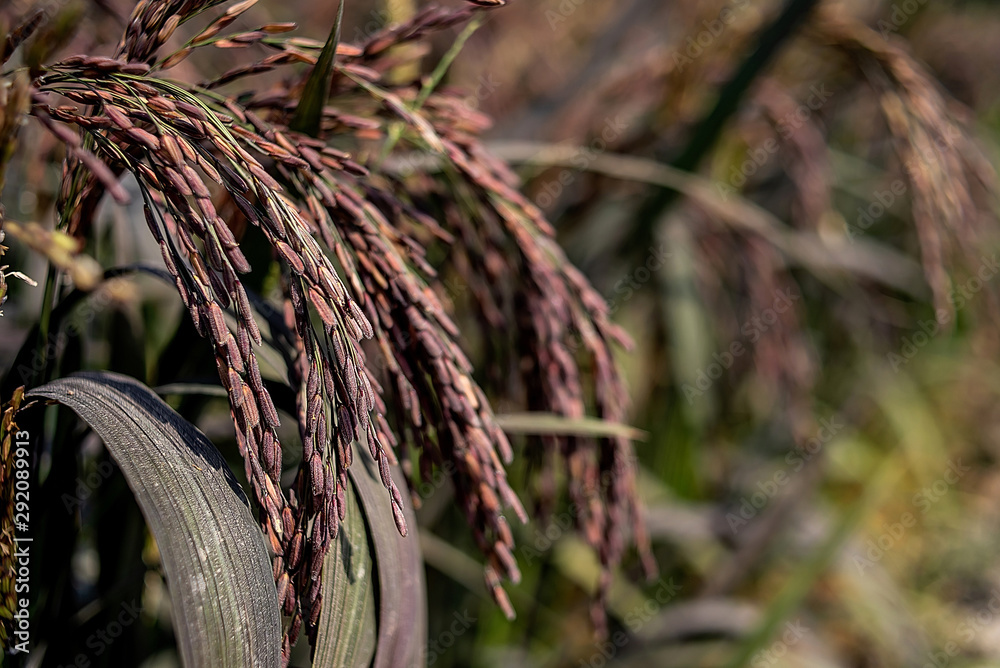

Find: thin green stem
<box><xmin>722</xmin><ymin>456</ymin><xmax>901</xmax><ymax>668</ymax></box>
<box><xmin>414</xmin><ymin>18</ymin><xmax>482</xmax><ymax>111</ymax></box>
<box><xmin>378</xmin><ymin>18</ymin><xmax>482</xmax><ymax>164</ymax></box>
<box><xmin>34</xmin><ymin>263</ymin><xmax>59</xmax><ymax>386</ymax></box>
<box><xmin>628</xmin><ymin>0</ymin><xmax>822</xmax><ymax>252</ymax></box>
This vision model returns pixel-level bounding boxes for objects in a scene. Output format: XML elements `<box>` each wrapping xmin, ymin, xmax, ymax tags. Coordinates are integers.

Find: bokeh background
<box><xmin>6</xmin><ymin>0</ymin><xmax>1000</xmax><ymax>666</ymax></box>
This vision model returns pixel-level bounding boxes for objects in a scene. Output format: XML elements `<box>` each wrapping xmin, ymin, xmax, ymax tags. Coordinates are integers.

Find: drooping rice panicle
<box><xmin>25</xmin><ymin>1</ymin><xmax>656</xmax><ymax>655</ymax></box>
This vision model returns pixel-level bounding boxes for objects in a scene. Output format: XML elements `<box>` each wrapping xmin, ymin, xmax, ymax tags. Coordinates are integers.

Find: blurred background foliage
<box><xmin>6</xmin><ymin>0</ymin><xmax>1000</xmax><ymax>666</ymax></box>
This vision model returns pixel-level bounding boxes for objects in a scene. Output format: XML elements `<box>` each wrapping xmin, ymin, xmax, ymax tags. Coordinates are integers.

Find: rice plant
<box><xmin>6</xmin><ymin>1</ymin><xmax>1000</xmax><ymax>667</ymax></box>
<box><xmin>0</xmin><ymin>0</ymin><xmax>655</xmax><ymax>665</ymax></box>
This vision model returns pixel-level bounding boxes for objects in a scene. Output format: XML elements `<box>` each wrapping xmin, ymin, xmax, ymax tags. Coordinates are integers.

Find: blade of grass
<box><xmin>492</xmin><ymin>412</ymin><xmax>647</xmax><ymax>441</ymax></box>
<box><xmin>721</xmin><ymin>454</ymin><xmax>902</xmax><ymax>668</ymax></box>
<box><xmin>289</xmin><ymin>0</ymin><xmax>345</xmax><ymax>137</ymax></box>
<box><xmin>414</xmin><ymin>17</ymin><xmax>482</xmax><ymax>111</ymax></box>
<box><xmin>488</xmin><ymin>141</ymin><xmax>925</xmax><ymax>297</ymax></box>
<box><xmin>26</xmin><ymin>372</ymin><xmax>281</xmax><ymax>668</ymax></box>
<box><xmin>378</xmin><ymin>18</ymin><xmax>482</xmax><ymax>163</ymax></box>
<box><xmin>629</xmin><ymin>0</ymin><xmax>823</xmax><ymax>254</ymax></box>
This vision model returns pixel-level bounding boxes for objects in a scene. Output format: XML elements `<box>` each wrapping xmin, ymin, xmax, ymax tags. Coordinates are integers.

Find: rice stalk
<box><xmin>815</xmin><ymin>13</ymin><xmax>1000</xmax><ymax>320</ymax></box>
<box><xmin>9</xmin><ymin>1</ymin><xmax>652</xmax><ymax>658</ymax></box>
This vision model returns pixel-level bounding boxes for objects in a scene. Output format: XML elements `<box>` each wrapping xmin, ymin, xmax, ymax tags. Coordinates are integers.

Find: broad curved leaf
<box><xmin>26</xmin><ymin>371</ymin><xmax>281</xmax><ymax>668</ymax></box>
<box><xmin>351</xmin><ymin>442</ymin><xmax>426</xmax><ymax>668</ymax></box>
<box><xmin>313</xmin><ymin>441</ymin><xmax>426</xmax><ymax>667</ymax></box>
<box><xmin>312</xmin><ymin>479</ymin><xmax>377</xmax><ymax>668</ymax></box>
<box><xmin>289</xmin><ymin>0</ymin><xmax>344</xmax><ymax>137</ymax></box>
